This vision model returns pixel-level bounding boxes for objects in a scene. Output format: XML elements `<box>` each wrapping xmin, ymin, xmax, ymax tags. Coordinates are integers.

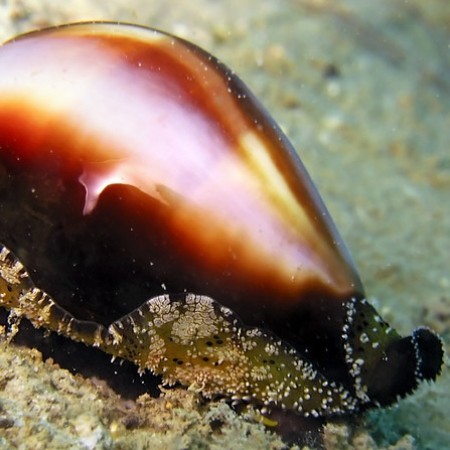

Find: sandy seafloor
<box><xmin>0</xmin><ymin>0</ymin><xmax>449</xmax><ymax>449</ymax></box>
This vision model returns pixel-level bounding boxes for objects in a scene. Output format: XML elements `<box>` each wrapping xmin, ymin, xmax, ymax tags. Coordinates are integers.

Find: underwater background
<box><xmin>0</xmin><ymin>0</ymin><xmax>448</xmax><ymax>449</ymax></box>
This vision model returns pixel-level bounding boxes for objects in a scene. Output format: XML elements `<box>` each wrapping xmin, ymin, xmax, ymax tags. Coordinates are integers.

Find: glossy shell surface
<box><xmin>0</xmin><ymin>23</ymin><xmax>443</xmax><ymax>430</ymax></box>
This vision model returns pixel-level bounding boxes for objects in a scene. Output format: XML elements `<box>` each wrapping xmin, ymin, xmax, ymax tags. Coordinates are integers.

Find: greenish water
<box><xmin>0</xmin><ymin>1</ymin><xmax>448</xmax><ymax>449</ymax></box>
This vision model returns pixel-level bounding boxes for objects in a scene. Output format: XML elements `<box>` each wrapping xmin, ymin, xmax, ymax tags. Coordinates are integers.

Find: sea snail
<box><xmin>0</xmin><ymin>22</ymin><xmax>443</xmax><ymax>433</ymax></box>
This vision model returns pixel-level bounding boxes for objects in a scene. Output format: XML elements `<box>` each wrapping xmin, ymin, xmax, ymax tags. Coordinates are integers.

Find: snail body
<box><xmin>0</xmin><ymin>23</ymin><xmax>443</xmax><ymax>436</ymax></box>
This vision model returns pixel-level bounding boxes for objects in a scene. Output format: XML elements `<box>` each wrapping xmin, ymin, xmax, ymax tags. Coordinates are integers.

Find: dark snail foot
<box><xmin>367</xmin><ymin>327</ymin><xmax>443</xmax><ymax>406</ymax></box>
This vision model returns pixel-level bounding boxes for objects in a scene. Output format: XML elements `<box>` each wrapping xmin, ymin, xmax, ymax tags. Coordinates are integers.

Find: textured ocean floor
<box><xmin>0</xmin><ymin>0</ymin><xmax>449</xmax><ymax>449</ymax></box>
